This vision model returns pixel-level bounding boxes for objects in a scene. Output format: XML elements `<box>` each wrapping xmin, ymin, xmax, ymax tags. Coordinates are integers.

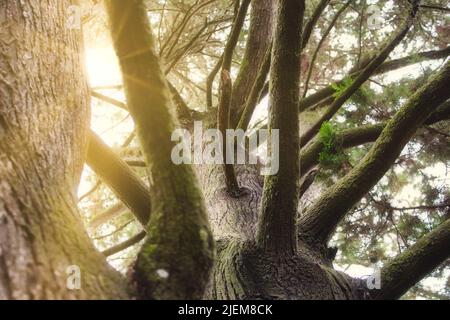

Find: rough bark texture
<box><xmin>198</xmin><ymin>142</ymin><xmax>365</xmax><ymax>300</ymax></box>
<box><xmin>0</xmin><ymin>0</ymin><xmax>129</xmax><ymax>299</ymax></box>
<box><xmin>197</xmin><ymin>0</ymin><xmax>367</xmax><ymax>300</ymax></box>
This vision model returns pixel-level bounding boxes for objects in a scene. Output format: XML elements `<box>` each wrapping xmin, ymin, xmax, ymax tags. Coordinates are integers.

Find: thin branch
<box><xmin>91</xmin><ymin>85</ymin><xmax>123</xmax><ymax>90</ymax></box>
<box><xmin>91</xmin><ymin>90</ymin><xmax>127</xmax><ymax>110</ymax></box>
<box><xmin>102</xmin><ymin>230</ymin><xmax>147</xmax><ymax>257</ymax></box>
<box><xmin>299</xmin><ymin>45</ymin><xmax>450</xmax><ymax>113</ymax></box>
<box><xmin>164</xmin><ymin>20</ymin><xmax>208</xmax><ymax>74</ymax></box>
<box><xmin>356</xmin><ymin>0</ymin><xmax>366</xmax><ymax>68</ymax></box>
<box><xmin>206</xmin><ymin>56</ymin><xmax>223</xmax><ymax>109</ymax></box>
<box><xmin>78</xmin><ymin>180</ymin><xmax>102</xmax><ymax>202</ymax></box>
<box><xmin>217</xmin><ymin>70</ymin><xmax>240</xmax><ymax>196</ymax></box>
<box><xmin>125</xmin><ymin>159</ymin><xmax>147</xmax><ymax>167</ymax></box>
<box><xmin>301</xmin><ymin>0</ymin><xmax>330</xmax><ymax>50</ymax></box>
<box><xmin>93</xmin><ymin>219</ymin><xmax>134</xmax><ymax>240</ymax></box>
<box><xmin>425</xmin><ymin>126</ymin><xmax>450</xmax><ymax>139</ymax></box>
<box><xmin>205</xmin><ymin>0</ymin><xmax>250</xmax><ymax>110</ymax></box>
<box><xmin>303</xmin><ymin>0</ymin><xmax>353</xmax><ymax>98</ymax></box>
<box><xmin>90</xmin><ymin>203</ymin><xmax>126</xmax><ymax>229</ymax></box>
<box><xmin>419</xmin><ymin>4</ymin><xmax>450</xmax><ymax>13</ymax></box>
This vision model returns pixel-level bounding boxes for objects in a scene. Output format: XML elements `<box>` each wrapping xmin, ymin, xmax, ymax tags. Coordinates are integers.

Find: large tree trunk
<box><xmin>198</xmin><ymin>159</ymin><xmax>365</xmax><ymax>300</ymax></box>
<box><xmin>0</xmin><ymin>0</ymin><xmax>128</xmax><ymax>299</ymax></box>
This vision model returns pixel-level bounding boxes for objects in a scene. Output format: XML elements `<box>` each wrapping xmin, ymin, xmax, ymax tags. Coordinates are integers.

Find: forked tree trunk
<box><xmin>198</xmin><ymin>160</ymin><xmax>366</xmax><ymax>300</ymax></box>
<box><xmin>0</xmin><ymin>0</ymin><xmax>129</xmax><ymax>299</ymax></box>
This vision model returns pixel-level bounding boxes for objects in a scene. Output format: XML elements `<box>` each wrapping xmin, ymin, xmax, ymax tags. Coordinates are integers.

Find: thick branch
<box><xmin>236</xmin><ymin>43</ymin><xmax>272</xmax><ymax>131</ymax></box>
<box><xmin>298</xmin><ymin>60</ymin><xmax>450</xmax><ymax>244</ymax></box>
<box><xmin>86</xmin><ymin>131</ymin><xmax>151</xmax><ymax>226</ymax></box>
<box><xmin>256</xmin><ymin>0</ymin><xmax>305</xmax><ymax>255</ymax></box>
<box><xmin>105</xmin><ymin>0</ymin><xmax>214</xmax><ymax>299</ymax></box>
<box><xmin>230</xmin><ymin>0</ymin><xmax>275</xmax><ymax>125</ymax></box>
<box><xmin>373</xmin><ymin>218</ymin><xmax>450</xmax><ymax>300</ymax></box>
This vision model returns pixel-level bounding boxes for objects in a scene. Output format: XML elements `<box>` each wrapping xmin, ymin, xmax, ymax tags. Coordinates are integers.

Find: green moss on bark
<box><xmin>105</xmin><ymin>0</ymin><xmax>214</xmax><ymax>299</ymax></box>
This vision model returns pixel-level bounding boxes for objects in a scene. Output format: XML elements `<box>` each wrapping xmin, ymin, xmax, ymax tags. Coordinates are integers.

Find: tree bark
<box><xmin>256</xmin><ymin>0</ymin><xmax>304</xmax><ymax>255</ymax></box>
<box><xmin>0</xmin><ymin>0</ymin><xmax>129</xmax><ymax>299</ymax></box>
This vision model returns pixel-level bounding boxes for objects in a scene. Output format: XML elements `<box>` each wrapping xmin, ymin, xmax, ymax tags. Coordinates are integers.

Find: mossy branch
<box><xmin>298</xmin><ymin>60</ymin><xmax>450</xmax><ymax>244</ymax></box>
<box><xmin>373</xmin><ymin>218</ymin><xmax>450</xmax><ymax>300</ymax></box>
<box><xmin>256</xmin><ymin>0</ymin><xmax>305</xmax><ymax>255</ymax></box>
<box><xmin>236</xmin><ymin>43</ymin><xmax>272</xmax><ymax>131</ymax></box>
<box><xmin>105</xmin><ymin>0</ymin><xmax>214</xmax><ymax>299</ymax></box>
<box><xmin>301</xmin><ymin>0</ymin><xmax>330</xmax><ymax>50</ymax></box>
<box><xmin>231</xmin><ymin>0</ymin><xmax>275</xmax><ymax>126</ymax></box>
